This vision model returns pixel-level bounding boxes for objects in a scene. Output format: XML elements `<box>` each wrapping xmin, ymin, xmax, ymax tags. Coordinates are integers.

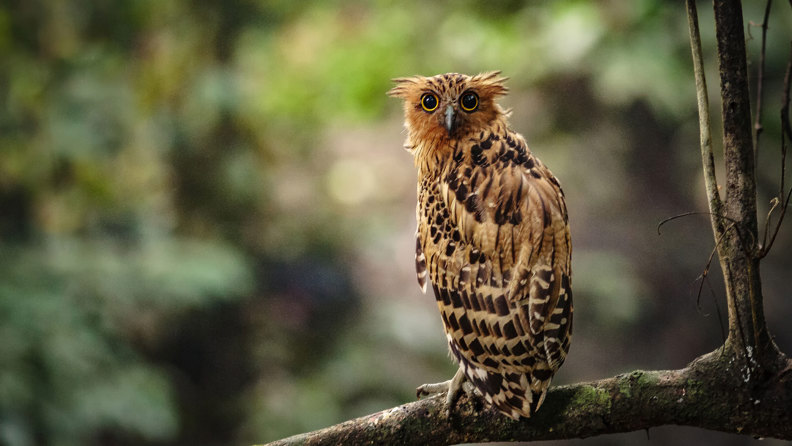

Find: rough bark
<box><xmin>265</xmin><ymin>351</ymin><xmax>792</xmax><ymax>445</ymax></box>
<box><xmin>712</xmin><ymin>0</ymin><xmax>777</xmax><ymax>369</ymax></box>
<box><xmin>262</xmin><ymin>1</ymin><xmax>791</xmax><ymax>444</ymax></box>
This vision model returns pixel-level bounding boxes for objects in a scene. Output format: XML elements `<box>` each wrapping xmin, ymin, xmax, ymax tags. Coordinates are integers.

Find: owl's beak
<box><xmin>444</xmin><ymin>105</ymin><xmax>456</xmax><ymax>135</ymax></box>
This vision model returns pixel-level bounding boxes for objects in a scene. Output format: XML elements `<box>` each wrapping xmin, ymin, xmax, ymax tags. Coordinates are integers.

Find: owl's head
<box><xmin>388</xmin><ymin>71</ymin><xmax>508</xmax><ymax>143</ymax></box>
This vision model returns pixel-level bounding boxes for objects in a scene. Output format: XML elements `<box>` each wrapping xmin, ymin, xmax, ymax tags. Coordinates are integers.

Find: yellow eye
<box><xmin>421</xmin><ymin>93</ymin><xmax>439</xmax><ymax>112</ymax></box>
<box><xmin>460</xmin><ymin>91</ymin><xmax>478</xmax><ymax>112</ymax></box>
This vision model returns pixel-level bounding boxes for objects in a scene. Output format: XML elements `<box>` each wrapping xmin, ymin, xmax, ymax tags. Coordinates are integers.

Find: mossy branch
<box><xmin>264</xmin><ymin>351</ymin><xmax>792</xmax><ymax>445</ymax></box>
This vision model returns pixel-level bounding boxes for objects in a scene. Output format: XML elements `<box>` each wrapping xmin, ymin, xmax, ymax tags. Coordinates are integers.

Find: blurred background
<box><xmin>1</xmin><ymin>1</ymin><xmax>791</xmax><ymax>445</ymax></box>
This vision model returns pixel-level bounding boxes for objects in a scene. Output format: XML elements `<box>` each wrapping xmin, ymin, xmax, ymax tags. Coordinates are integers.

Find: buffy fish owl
<box><xmin>388</xmin><ymin>72</ymin><xmax>573</xmax><ymax>419</ymax></box>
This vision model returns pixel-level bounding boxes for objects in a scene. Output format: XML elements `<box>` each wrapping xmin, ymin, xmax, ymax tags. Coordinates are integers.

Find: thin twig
<box><xmin>686</xmin><ymin>0</ymin><xmax>725</xmax><ymax>240</ymax></box>
<box><xmin>752</xmin><ymin>0</ymin><xmax>772</xmax><ymax>163</ymax></box>
<box><xmin>657</xmin><ymin>211</ymin><xmax>756</xmax><ymax>340</ymax></box>
<box><xmin>695</xmin><ymin>244</ymin><xmax>720</xmax><ymax>316</ymax></box>
<box><xmin>657</xmin><ymin>211</ymin><xmax>699</xmax><ymax>235</ymax></box>
<box><xmin>694</xmin><ymin>245</ymin><xmax>719</xmax><ymax>318</ymax></box>
<box><xmin>695</xmin><ymin>269</ymin><xmax>727</xmax><ymax>344</ymax></box>
<box><xmin>705</xmin><ymin>274</ymin><xmax>727</xmax><ymax>343</ymax></box>
<box><xmin>763</xmin><ymin>185</ymin><xmax>792</xmax><ymax>256</ymax></box>
<box><xmin>657</xmin><ymin>210</ymin><xmax>755</xmax><ymax>257</ymax></box>
<box><xmin>657</xmin><ymin>211</ymin><xmax>741</xmax><ymax>236</ymax></box>
<box><xmin>760</xmin><ymin>197</ymin><xmax>780</xmax><ymax>250</ymax></box>
<box><xmin>659</xmin><ymin>212</ymin><xmax>743</xmax><ymax>344</ymax></box>
<box><xmin>694</xmin><ymin>222</ymin><xmax>735</xmax><ymax>343</ymax></box>
<box><xmin>760</xmin><ymin>42</ymin><xmax>792</xmax><ymax>257</ymax></box>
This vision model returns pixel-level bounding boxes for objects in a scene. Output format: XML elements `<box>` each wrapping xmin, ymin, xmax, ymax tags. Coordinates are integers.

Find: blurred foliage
<box><xmin>0</xmin><ymin>1</ymin><xmax>791</xmax><ymax>445</ymax></box>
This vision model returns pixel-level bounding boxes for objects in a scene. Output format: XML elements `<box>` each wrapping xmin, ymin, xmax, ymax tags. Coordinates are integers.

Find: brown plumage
<box><xmin>388</xmin><ymin>72</ymin><xmax>572</xmax><ymax>419</ymax></box>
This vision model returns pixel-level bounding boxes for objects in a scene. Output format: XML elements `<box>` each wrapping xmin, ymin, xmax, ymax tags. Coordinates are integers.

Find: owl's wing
<box><xmin>440</xmin><ymin>154</ymin><xmax>572</xmax><ymax>369</ymax></box>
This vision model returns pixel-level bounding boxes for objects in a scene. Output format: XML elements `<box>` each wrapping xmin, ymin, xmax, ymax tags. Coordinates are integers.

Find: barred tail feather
<box><xmin>462</xmin><ymin>364</ymin><xmax>552</xmax><ymax>419</ymax></box>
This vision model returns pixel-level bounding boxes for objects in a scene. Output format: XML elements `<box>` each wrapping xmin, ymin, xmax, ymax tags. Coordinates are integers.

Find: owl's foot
<box><xmin>416</xmin><ymin>367</ymin><xmax>477</xmax><ymax>416</ymax></box>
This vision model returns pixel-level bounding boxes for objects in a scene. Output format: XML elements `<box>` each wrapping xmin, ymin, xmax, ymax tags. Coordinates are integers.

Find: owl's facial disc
<box><xmin>444</xmin><ymin>104</ymin><xmax>456</xmax><ymax>135</ymax></box>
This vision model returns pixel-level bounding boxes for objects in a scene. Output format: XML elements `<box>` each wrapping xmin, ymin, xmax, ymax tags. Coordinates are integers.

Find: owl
<box><xmin>388</xmin><ymin>72</ymin><xmax>572</xmax><ymax>419</ymax></box>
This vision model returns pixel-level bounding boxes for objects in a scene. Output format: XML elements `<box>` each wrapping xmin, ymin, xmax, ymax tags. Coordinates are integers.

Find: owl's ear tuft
<box><xmin>471</xmin><ymin>71</ymin><xmax>509</xmax><ymax>98</ymax></box>
<box><xmin>387</xmin><ymin>76</ymin><xmax>421</xmax><ymax>98</ymax></box>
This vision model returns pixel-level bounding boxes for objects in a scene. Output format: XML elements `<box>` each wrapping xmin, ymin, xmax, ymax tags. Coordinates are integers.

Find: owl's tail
<box><xmin>468</xmin><ymin>366</ymin><xmax>553</xmax><ymax>419</ymax></box>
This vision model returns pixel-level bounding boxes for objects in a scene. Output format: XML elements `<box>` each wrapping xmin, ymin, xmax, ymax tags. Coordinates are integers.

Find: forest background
<box><xmin>1</xmin><ymin>1</ymin><xmax>791</xmax><ymax>445</ymax></box>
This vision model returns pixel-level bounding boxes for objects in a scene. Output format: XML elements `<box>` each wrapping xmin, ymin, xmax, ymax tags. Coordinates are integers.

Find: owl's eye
<box><xmin>460</xmin><ymin>92</ymin><xmax>479</xmax><ymax>112</ymax></box>
<box><xmin>421</xmin><ymin>93</ymin><xmax>439</xmax><ymax>112</ymax></box>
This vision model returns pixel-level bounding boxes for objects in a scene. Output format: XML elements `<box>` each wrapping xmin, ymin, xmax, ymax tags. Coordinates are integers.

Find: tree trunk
<box><xmin>712</xmin><ymin>0</ymin><xmax>777</xmax><ymax>372</ymax></box>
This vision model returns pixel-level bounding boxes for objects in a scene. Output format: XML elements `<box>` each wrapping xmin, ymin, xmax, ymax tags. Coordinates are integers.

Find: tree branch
<box><xmin>752</xmin><ymin>0</ymin><xmax>772</xmax><ymax>162</ymax></box>
<box><xmin>781</xmin><ymin>41</ymin><xmax>792</xmax><ymax>191</ymax></box>
<box><xmin>687</xmin><ymin>0</ymin><xmax>725</xmax><ymax>240</ymax></box>
<box><xmin>264</xmin><ymin>351</ymin><xmax>792</xmax><ymax>445</ymax></box>
<box><xmin>763</xmin><ymin>42</ymin><xmax>792</xmax><ymax>256</ymax></box>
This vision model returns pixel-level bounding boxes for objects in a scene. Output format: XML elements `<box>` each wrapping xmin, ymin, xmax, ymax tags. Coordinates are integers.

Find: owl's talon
<box><xmin>416</xmin><ymin>381</ymin><xmax>450</xmax><ymax>399</ymax></box>
<box><xmin>444</xmin><ymin>367</ymin><xmax>466</xmax><ymax>411</ymax></box>
<box><xmin>417</xmin><ymin>368</ymin><xmax>468</xmax><ymax>416</ymax></box>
